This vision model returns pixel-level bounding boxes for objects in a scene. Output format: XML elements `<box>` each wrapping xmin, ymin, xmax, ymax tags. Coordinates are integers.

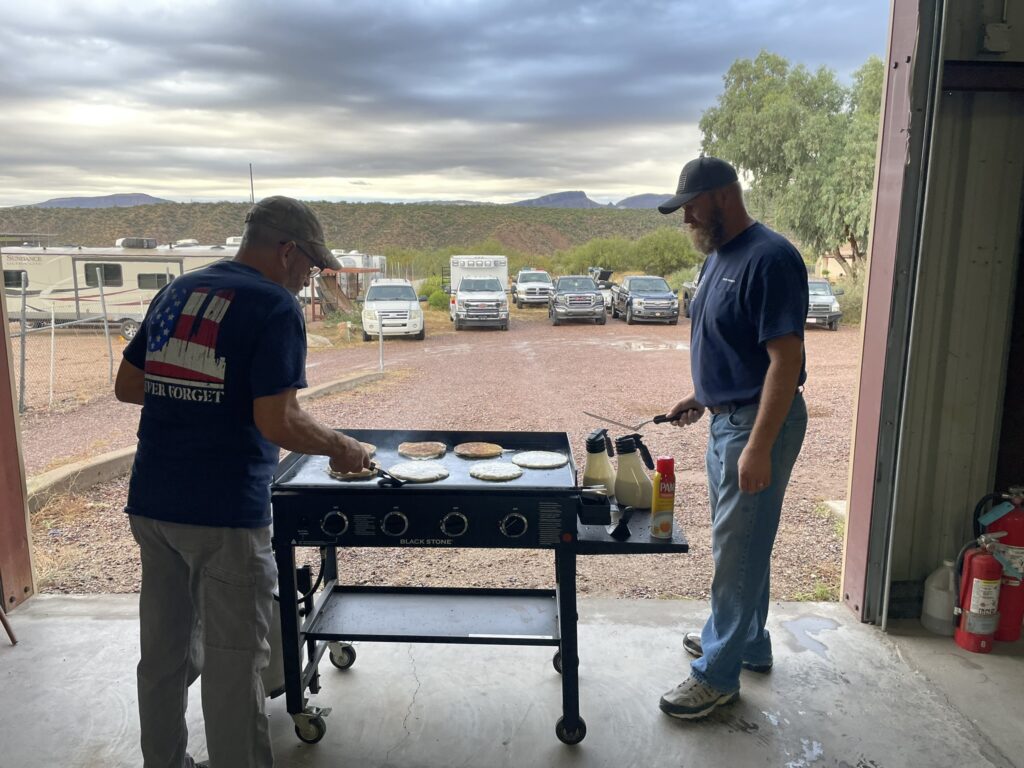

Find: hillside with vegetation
<box><xmin>0</xmin><ymin>201</ymin><xmax>670</xmax><ymax>257</ymax></box>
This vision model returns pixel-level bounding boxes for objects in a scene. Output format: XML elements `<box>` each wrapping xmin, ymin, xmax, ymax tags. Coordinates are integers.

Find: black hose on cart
<box><xmin>272</xmin><ymin>548</ymin><xmax>328</xmax><ymax>605</ymax></box>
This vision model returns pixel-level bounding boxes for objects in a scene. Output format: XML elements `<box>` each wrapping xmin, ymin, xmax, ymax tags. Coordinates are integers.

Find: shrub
<box><xmin>428</xmin><ymin>290</ymin><xmax>450</xmax><ymax>311</ymax></box>
<box><xmin>324</xmin><ymin>309</ymin><xmax>361</xmax><ymax>327</ymax></box>
<box><xmin>419</xmin><ymin>275</ymin><xmax>442</xmax><ymax>296</ymax></box>
<box><xmin>665</xmin><ymin>265</ymin><xmax>700</xmax><ymax>293</ymax></box>
<box><xmin>835</xmin><ymin>269</ymin><xmax>866</xmax><ymax>325</ymax></box>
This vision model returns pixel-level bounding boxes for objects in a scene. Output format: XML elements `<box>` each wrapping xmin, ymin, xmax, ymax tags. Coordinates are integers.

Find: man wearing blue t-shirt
<box><xmin>656</xmin><ymin>157</ymin><xmax>808</xmax><ymax>719</ymax></box>
<box><xmin>115</xmin><ymin>196</ymin><xmax>370</xmax><ymax>767</ymax></box>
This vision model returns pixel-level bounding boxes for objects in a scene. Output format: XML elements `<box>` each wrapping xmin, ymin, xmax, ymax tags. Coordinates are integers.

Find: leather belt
<box><xmin>706</xmin><ymin>387</ymin><xmax>803</xmax><ymax>416</ymax></box>
<box><xmin>707</xmin><ymin>401</ymin><xmax>755</xmax><ymax>415</ymax></box>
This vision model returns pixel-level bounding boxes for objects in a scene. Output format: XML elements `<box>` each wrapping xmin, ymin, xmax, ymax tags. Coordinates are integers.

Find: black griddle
<box><xmin>274</xmin><ymin>428</ymin><xmax>578</xmax><ymax>490</ymax></box>
<box><xmin>271</xmin><ymin>428</ymin><xmax>688</xmax><ymax>747</ymax></box>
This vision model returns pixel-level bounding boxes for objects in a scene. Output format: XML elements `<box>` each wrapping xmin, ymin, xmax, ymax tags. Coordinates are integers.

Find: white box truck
<box><xmin>448</xmin><ymin>255</ymin><xmax>510</xmax><ymax>331</ymax></box>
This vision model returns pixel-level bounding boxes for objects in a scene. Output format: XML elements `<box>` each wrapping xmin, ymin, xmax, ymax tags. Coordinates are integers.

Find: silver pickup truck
<box><xmin>807</xmin><ymin>276</ymin><xmax>843</xmax><ymax>331</ymax></box>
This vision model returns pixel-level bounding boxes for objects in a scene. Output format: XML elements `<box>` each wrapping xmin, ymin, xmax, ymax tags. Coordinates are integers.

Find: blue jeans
<box><xmin>690</xmin><ymin>393</ymin><xmax>807</xmax><ymax>692</ymax></box>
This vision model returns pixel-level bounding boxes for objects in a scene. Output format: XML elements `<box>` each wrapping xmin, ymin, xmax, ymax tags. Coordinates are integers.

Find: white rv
<box><xmin>1</xmin><ymin>242</ymin><xmax>235</xmax><ymax>339</ymax></box>
<box><xmin>448</xmin><ymin>254</ymin><xmax>509</xmax><ymax>330</ymax></box>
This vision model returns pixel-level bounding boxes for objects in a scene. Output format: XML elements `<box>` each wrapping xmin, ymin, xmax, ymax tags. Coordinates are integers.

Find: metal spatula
<box><xmin>582</xmin><ymin>411</ymin><xmax>672</xmax><ymax>432</ymax></box>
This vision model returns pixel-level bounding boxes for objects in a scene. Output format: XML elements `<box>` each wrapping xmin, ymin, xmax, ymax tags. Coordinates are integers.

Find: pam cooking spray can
<box><xmin>650</xmin><ymin>456</ymin><xmax>675</xmax><ymax>539</ymax></box>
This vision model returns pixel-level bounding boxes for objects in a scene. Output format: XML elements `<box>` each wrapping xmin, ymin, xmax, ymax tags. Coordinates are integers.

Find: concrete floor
<box><xmin>1</xmin><ymin>595</ymin><xmax>1021</xmax><ymax>768</ymax></box>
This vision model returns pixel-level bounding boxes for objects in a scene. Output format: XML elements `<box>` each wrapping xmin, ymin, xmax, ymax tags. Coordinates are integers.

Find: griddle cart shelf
<box><xmin>306</xmin><ymin>586</ymin><xmax>560</xmax><ymax>644</ymax></box>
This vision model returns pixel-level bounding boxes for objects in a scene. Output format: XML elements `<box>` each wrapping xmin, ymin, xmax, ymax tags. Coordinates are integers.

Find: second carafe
<box><xmin>613</xmin><ymin>433</ymin><xmax>654</xmax><ymax>510</ymax></box>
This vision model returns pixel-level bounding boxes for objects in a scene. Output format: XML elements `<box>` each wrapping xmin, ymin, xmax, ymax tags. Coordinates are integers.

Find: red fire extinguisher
<box><xmin>977</xmin><ymin>489</ymin><xmax>1024</xmax><ymax>642</ymax></box>
<box><xmin>953</xmin><ymin>534</ymin><xmax>1003</xmax><ymax>653</ymax></box>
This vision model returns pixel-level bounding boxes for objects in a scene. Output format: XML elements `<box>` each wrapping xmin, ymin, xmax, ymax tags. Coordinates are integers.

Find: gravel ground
<box><xmin>27</xmin><ymin>306</ymin><xmax>857</xmax><ymax>599</ymax></box>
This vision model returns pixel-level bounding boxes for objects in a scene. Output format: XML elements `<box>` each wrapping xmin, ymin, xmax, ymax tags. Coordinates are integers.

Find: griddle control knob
<box><xmin>499</xmin><ymin>512</ymin><xmax>528</xmax><ymax>539</ymax></box>
<box><xmin>441</xmin><ymin>511</ymin><xmax>469</xmax><ymax>538</ymax></box>
<box><xmin>321</xmin><ymin>511</ymin><xmax>349</xmax><ymax>537</ymax></box>
<box><xmin>381</xmin><ymin>511</ymin><xmax>409</xmax><ymax>537</ymax></box>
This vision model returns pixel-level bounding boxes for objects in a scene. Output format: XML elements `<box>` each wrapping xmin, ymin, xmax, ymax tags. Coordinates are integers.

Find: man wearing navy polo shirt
<box><xmin>657</xmin><ymin>157</ymin><xmax>808</xmax><ymax>719</ymax></box>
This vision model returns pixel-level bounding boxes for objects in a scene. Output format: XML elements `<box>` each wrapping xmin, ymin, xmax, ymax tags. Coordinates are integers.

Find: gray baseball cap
<box><xmin>658</xmin><ymin>156</ymin><xmax>739</xmax><ymax>214</ymax></box>
<box><xmin>244</xmin><ymin>196</ymin><xmax>341</xmax><ymax>270</ymax></box>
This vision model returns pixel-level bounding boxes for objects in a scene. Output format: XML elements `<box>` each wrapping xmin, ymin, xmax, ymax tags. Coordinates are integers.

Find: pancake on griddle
<box><xmin>325</xmin><ymin>441</ymin><xmax>377</xmax><ymax>480</ymax></box>
<box><xmin>454</xmin><ymin>441</ymin><xmax>504</xmax><ymax>459</ymax></box>
<box><xmin>397</xmin><ymin>441</ymin><xmax>447</xmax><ymax>459</ymax></box>
<box><xmin>469</xmin><ymin>461</ymin><xmax>523</xmax><ymax>482</ymax></box>
<box><xmin>327</xmin><ymin>466</ymin><xmax>376</xmax><ymax>481</ymax></box>
<box><xmin>511</xmin><ymin>450</ymin><xmax>569</xmax><ymax>469</ymax></box>
<box><xmin>387</xmin><ymin>460</ymin><xmax>449</xmax><ymax>483</ymax></box>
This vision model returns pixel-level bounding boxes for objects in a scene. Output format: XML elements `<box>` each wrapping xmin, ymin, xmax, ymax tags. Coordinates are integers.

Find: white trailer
<box><xmin>447</xmin><ymin>254</ymin><xmax>510</xmax><ymax>330</ymax></box>
<box><xmin>1</xmin><ymin>243</ymin><xmax>235</xmax><ymax>338</ymax></box>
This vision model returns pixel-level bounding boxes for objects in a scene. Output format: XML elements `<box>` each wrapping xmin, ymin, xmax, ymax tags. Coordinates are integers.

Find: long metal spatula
<box><xmin>582</xmin><ymin>411</ymin><xmax>672</xmax><ymax>432</ymax></box>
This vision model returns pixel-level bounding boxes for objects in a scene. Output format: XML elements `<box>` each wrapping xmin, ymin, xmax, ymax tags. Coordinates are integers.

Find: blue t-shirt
<box><xmin>123</xmin><ymin>260</ymin><xmax>307</xmax><ymax>528</ymax></box>
<box><xmin>689</xmin><ymin>222</ymin><xmax>808</xmax><ymax>407</ymax></box>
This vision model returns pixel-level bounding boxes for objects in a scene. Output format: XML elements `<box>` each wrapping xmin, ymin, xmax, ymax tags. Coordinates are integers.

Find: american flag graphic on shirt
<box><xmin>144</xmin><ymin>286</ymin><xmax>233</xmax><ymax>391</ymax></box>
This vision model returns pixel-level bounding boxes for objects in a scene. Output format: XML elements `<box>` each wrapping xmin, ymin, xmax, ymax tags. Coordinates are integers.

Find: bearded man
<box><xmin>656</xmin><ymin>156</ymin><xmax>809</xmax><ymax>719</ymax></box>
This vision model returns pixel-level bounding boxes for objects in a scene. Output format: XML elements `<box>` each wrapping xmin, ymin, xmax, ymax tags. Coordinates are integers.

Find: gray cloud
<box><xmin>0</xmin><ymin>0</ymin><xmax>889</xmax><ymax>205</ymax></box>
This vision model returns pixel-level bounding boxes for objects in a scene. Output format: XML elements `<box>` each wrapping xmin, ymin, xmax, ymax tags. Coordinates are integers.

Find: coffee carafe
<box><xmin>613</xmin><ymin>433</ymin><xmax>654</xmax><ymax>510</ymax></box>
<box><xmin>582</xmin><ymin>428</ymin><xmax>616</xmax><ymax>494</ymax></box>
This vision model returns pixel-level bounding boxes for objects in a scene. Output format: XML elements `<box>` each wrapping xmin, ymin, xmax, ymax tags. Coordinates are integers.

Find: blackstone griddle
<box><xmin>271</xmin><ymin>428</ymin><xmax>688</xmax><ymax>746</ymax></box>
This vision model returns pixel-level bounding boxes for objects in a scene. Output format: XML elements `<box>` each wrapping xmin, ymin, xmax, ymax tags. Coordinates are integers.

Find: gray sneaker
<box><xmin>659</xmin><ymin>675</ymin><xmax>739</xmax><ymax>719</ymax></box>
<box><xmin>683</xmin><ymin>631</ymin><xmax>773</xmax><ymax>673</ymax></box>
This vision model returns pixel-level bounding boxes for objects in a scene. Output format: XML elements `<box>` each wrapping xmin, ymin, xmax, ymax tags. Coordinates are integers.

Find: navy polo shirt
<box><xmin>122</xmin><ymin>261</ymin><xmax>307</xmax><ymax>528</ymax></box>
<box><xmin>689</xmin><ymin>222</ymin><xmax>808</xmax><ymax>407</ymax></box>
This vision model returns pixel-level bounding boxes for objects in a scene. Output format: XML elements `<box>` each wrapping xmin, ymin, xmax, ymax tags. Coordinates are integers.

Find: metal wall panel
<box><xmin>0</xmin><ymin>264</ymin><xmax>34</xmax><ymax>609</ymax></box>
<box><xmin>843</xmin><ymin>0</ymin><xmax>938</xmax><ymax>621</ymax></box>
<box><xmin>890</xmin><ymin>90</ymin><xmax>1024</xmax><ymax>581</ymax></box>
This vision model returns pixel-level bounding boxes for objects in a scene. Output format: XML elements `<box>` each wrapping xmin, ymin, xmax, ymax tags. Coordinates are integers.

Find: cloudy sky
<box><xmin>0</xmin><ymin>1</ymin><xmax>890</xmax><ymax>207</ymax></box>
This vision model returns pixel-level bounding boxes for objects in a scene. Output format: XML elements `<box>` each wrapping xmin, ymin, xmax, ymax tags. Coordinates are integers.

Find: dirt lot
<box><xmin>27</xmin><ymin>305</ymin><xmax>858</xmax><ymax>600</ymax></box>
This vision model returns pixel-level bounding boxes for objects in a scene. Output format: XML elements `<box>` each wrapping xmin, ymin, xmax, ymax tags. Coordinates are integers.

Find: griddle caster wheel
<box><xmin>552</xmin><ymin>651</ymin><xmax>562</xmax><ymax>674</ymax></box>
<box><xmin>329</xmin><ymin>641</ymin><xmax>356</xmax><ymax>670</ymax></box>
<box><xmin>293</xmin><ymin>706</ymin><xmax>331</xmax><ymax>744</ymax></box>
<box><xmin>555</xmin><ymin>715</ymin><xmax>587</xmax><ymax>745</ymax></box>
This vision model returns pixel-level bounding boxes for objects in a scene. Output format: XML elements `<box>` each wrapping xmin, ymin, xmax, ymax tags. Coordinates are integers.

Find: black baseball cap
<box><xmin>657</xmin><ymin>156</ymin><xmax>739</xmax><ymax>214</ymax></box>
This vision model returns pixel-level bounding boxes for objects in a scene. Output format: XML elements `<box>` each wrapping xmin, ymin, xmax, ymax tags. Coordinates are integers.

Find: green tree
<box><xmin>700</xmin><ymin>51</ymin><xmax>884</xmax><ymax>276</ymax></box>
<box><xmin>631</xmin><ymin>228</ymin><xmax>701</xmax><ymax>275</ymax></box>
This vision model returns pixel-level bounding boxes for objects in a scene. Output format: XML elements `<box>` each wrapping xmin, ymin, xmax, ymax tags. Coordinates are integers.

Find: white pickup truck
<box><xmin>448</xmin><ymin>255</ymin><xmax>510</xmax><ymax>331</ymax></box>
<box><xmin>511</xmin><ymin>269</ymin><xmax>553</xmax><ymax>307</ymax></box>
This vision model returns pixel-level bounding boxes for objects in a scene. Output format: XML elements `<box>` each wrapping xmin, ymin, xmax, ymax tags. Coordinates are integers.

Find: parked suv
<box><xmin>511</xmin><ymin>269</ymin><xmax>553</xmax><ymax>307</ymax></box>
<box><xmin>548</xmin><ymin>276</ymin><xmax>606</xmax><ymax>326</ymax></box>
<box><xmin>361</xmin><ymin>278</ymin><xmax>425</xmax><ymax>341</ymax></box>
<box><xmin>807</xmin><ymin>277</ymin><xmax>843</xmax><ymax>331</ymax></box>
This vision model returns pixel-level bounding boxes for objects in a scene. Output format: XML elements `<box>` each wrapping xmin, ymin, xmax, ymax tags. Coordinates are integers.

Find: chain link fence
<box><xmin>5</xmin><ymin>285</ymin><xmax>122</xmax><ymax>413</ymax></box>
<box><xmin>7</xmin><ymin>318</ymin><xmax>121</xmax><ymax>413</ymax></box>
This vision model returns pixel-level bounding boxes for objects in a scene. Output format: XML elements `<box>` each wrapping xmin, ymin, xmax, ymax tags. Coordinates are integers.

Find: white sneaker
<box><xmin>659</xmin><ymin>675</ymin><xmax>739</xmax><ymax>719</ymax></box>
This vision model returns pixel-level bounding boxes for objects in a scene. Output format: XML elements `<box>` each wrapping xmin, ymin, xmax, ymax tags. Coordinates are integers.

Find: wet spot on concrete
<box><xmin>948</xmin><ymin>653</ymin><xmax>983</xmax><ymax>671</ymax></box>
<box><xmin>762</xmin><ymin>710</ymin><xmax>781</xmax><ymax>726</ymax></box>
<box><xmin>779</xmin><ymin>737</ymin><xmax>825</xmax><ymax>767</ymax></box>
<box><xmin>782</xmin><ymin>615</ymin><xmax>839</xmax><ymax>658</ymax></box>
<box><xmin>720</xmin><ymin>712</ymin><xmax>760</xmax><ymax>735</ymax></box>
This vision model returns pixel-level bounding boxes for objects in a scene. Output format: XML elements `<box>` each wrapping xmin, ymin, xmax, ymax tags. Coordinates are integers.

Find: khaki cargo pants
<box><xmin>130</xmin><ymin>514</ymin><xmax>277</xmax><ymax>768</ymax></box>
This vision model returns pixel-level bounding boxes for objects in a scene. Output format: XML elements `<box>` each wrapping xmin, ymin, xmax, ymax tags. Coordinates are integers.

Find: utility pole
<box><xmin>249</xmin><ymin>164</ymin><xmax>255</xmax><ymax>203</ymax></box>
